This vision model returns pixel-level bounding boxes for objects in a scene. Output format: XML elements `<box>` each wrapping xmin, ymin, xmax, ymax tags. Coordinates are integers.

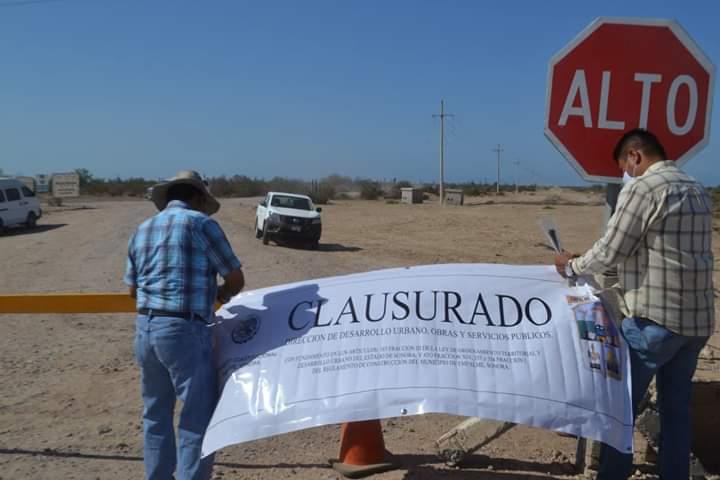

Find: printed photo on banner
<box><xmin>567</xmin><ymin>294</ymin><xmax>622</xmax><ymax>381</ymax></box>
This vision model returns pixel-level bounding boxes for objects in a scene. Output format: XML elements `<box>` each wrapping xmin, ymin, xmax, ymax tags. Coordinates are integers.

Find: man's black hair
<box><xmin>612</xmin><ymin>128</ymin><xmax>667</xmax><ymax>163</ymax></box>
<box><xmin>166</xmin><ymin>183</ymin><xmax>203</xmax><ymax>203</ymax></box>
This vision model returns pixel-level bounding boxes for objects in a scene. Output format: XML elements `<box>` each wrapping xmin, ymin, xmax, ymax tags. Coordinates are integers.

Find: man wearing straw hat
<box><xmin>125</xmin><ymin>170</ymin><xmax>245</xmax><ymax>480</ymax></box>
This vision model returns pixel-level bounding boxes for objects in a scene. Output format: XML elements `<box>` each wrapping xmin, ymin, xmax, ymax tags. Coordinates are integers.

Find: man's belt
<box><xmin>138</xmin><ymin>308</ymin><xmax>205</xmax><ymax>322</ymax></box>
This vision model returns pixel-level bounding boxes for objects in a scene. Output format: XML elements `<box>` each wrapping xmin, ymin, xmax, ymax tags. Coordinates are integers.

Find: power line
<box><xmin>432</xmin><ymin>100</ymin><xmax>454</xmax><ymax>206</ymax></box>
<box><xmin>491</xmin><ymin>144</ymin><xmax>503</xmax><ymax>194</ymax></box>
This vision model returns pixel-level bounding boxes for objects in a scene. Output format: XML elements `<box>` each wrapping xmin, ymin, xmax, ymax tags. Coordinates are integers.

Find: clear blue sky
<box><xmin>1</xmin><ymin>0</ymin><xmax>718</xmax><ymax>185</ymax></box>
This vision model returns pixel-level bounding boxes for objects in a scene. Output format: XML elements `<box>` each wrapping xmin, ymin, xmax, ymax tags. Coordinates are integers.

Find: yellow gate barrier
<box><xmin>0</xmin><ymin>293</ymin><xmax>135</xmax><ymax>314</ymax></box>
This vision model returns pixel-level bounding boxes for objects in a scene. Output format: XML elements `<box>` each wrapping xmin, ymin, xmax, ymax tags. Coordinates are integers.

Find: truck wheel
<box><xmin>255</xmin><ymin>220</ymin><xmax>263</xmax><ymax>239</ymax></box>
<box><xmin>0</xmin><ymin>218</ymin><xmax>4</xmax><ymax>235</ymax></box>
<box><xmin>262</xmin><ymin>222</ymin><xmax>270</xmax><ymax>245</ymax></box>
<box><xmin>26</xmin><ymin>212</ymin><xmax>37</xmax><ymax>229</ymax></box>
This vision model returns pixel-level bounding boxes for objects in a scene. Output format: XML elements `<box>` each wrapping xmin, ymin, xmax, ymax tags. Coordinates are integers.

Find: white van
<box><xmin>0</xmin><ymin>178</ymin><xmax>42</xmax><ymax>232</ymax></box>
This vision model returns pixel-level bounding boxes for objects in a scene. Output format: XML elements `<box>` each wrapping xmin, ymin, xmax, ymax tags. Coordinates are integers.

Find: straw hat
<box><xmin>151</xmin><ymin>170</ymin><xmax>220</xmax><ymax>215</ymax></box>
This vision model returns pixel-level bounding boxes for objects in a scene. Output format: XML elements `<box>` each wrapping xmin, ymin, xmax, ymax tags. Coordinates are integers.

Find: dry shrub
<box><xmin>359</xmin><ymin>181</ymin><xmax>383</xmax><ymax>200</ymax></box>
<box><xmin>308</xmin><ymin>183</ymin><xmax>336</xmax><ymax>205</ymax></box>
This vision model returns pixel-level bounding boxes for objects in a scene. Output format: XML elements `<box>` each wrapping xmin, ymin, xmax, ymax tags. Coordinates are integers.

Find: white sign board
<box><xmin>35</xmin><ymin>174</ymin><xmax>50</xmax><ymax>193</ymax></box>
<box><xmin>203</xmin><ymin>264</ymin><xmax>633</xmax><ymax>458</ymax></box>
<box><xmin>51</xmin><ymin>173</ymin><xmax>80</xmax><ymax>198</ymax></box>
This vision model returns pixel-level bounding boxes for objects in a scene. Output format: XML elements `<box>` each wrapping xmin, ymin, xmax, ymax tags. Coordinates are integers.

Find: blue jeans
<box><xmin>597</xmin><ymin>317</ymin><xmax>708</xmax><ymax>480</ymax></box>
<box><xmin>134</xmin><ymin>314</ymin><xmax>217</xmax><ymax>480</ymax></box>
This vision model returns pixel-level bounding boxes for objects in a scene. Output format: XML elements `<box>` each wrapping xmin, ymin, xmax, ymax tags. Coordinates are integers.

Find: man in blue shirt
<box><xmin>125</xmin><ymin>170</ymin><xmax>245</xmax><ymax>480</ymax></box>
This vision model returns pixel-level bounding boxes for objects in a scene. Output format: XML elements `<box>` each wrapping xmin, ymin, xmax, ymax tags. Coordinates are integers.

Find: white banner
<box><xmin>203</xmin><ymin>264</ymin><xmax>633</xmax><ymax>457</ymax></box>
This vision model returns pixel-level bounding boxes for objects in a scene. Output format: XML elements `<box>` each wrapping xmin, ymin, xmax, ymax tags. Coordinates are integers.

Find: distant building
<box><xmin>35</xmin><ymin>174</ymin><xmax>50</xmax><ymax>193</ymax></box>
<box><xmin>444</xmin><ymin>189</ymin><xmax>464</xmax><ymax>206</ymax></box>
<box><xmin>401</xmin><ymin>188</ymin><xmax>423</xmax><ymax>204</ymax></box>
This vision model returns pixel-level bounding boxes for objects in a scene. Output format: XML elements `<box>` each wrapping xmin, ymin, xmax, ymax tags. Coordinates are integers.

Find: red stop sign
<box><xmin>545</xmin><ymin>18</ymin><xmax>715</xmax><ymax>182</ymax></box>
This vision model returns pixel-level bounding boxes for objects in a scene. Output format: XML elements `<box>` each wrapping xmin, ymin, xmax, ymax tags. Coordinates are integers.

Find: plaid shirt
<box><xmin>572</xmin><ymin>161</ymin><xmax>715</xmax><ymax>337</ymax></box>
<box><xmin>124</xmin><ymin>200</ymin><xmax>241</xmax><ymax>320</ymax></box>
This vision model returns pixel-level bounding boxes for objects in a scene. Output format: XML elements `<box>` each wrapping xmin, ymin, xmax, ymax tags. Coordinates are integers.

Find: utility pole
<box><xmin>433</xmin><ymin>100</ymin><xmax>454</xmax><ymax>205</ymax></box>
<box><xmin>513</xmin><ymin>159</ymin><xmax>520</xmax><ymax>194</ymax></box>
<box><xmin>492</xmin><ymin>144</ymin><xmax>504</xmax><ymax>194</ymax></box>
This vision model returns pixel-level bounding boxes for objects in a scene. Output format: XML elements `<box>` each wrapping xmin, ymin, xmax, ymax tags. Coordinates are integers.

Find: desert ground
<box><xmin>1</xmin><ymin>191</ymin><xmax>718</xmax><ymax>479</ymax></box>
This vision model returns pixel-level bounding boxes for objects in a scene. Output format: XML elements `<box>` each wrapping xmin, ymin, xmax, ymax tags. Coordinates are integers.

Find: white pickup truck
<box><xmin>255</xmin><ymin>192</ymin><xmax>322</xmax><ymax>248</ymax></box>
<box><xmin>0</xmin><ymin>177</ymin><xmax>42</xmax><ymax>233</ymax></box>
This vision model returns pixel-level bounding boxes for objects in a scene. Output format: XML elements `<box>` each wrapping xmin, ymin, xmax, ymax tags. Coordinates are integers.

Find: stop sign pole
<box><xmin>545</xmin><ymin>17</ymin><xmax>715</xmax><ymax>185</ymax></box>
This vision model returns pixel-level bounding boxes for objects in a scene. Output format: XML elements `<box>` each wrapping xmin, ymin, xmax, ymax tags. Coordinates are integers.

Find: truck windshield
<box><xmin>271</xmin><ymin>195</ymin><xmax>311</xmax><ymax>210</ymax></box>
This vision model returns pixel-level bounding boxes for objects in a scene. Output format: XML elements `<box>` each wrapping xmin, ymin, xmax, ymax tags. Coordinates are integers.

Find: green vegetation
<box><xmin>359</xmin><ymin>180</ymin><xmax>383</xmax><ymax>200</ymax></box>
<box><xmin>76</xmin><ymin>168</ymin><xmax>155</xmax><ymax>197</ymax></box>
<box><xmin>71</xmin><ymin>170</ymin><xmax>360</xmax><ymax>202</ymax></box>
<box><xmin>77</xmin><ymin>168</ymin><xmax>714</xmax><ymax>205</ymax></box>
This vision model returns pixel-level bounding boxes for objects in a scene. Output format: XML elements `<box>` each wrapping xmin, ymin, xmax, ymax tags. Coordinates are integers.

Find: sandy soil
<box><xmin>1</xmin><ymin>191</ymin><xmax>718</xmax><ymax>479</ymax></box>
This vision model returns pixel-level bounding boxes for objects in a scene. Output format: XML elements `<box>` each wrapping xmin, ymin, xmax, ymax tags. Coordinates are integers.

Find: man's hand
<box><xmin>217</xmin><ymin>268</ymin><xmax>245</xmax><ymax>305</ymax></box>
<box><xmin>554</xmin><ymin>251</ymin><xmax>580</xmax><ymax>278</ymax></box>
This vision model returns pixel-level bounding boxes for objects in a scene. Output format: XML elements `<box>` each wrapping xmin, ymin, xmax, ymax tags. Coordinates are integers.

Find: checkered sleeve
<box><xmin>572</xmin><ymin>184</ymin><xmax>655</xmax><ymax>275</ymax></box>
<box><xmin>123</xmin><ymin>231</ymin><xmax>138</xmax><ymax>287</ymax></box>
<box><xmin>200</xmin><ymin>218</ymin><xmax>242</xmax><ymax>277</ymax></box>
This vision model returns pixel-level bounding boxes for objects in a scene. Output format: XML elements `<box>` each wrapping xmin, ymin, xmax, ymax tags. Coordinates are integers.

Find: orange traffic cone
<box><xmin>330</xmin><ymin>420</ymin><xmax>398</xmax><ymax>478</ymax></box>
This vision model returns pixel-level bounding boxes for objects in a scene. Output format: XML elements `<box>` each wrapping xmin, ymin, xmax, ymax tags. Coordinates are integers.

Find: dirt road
<box><xmin>1</xmin><ymin>192</ymin><xmax>717</xmax><ymax>479</ymax></box>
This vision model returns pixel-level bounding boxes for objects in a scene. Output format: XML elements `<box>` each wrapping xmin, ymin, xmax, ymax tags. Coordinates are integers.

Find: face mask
<box><xmin>622</xmin><ymin>171</ymin><xmax>635</xmax><ymax>185</ymax></box>
<box><xmin>625</xmin><ymin>153</ymin><xmax>640</xmax><ymax>178</ymax></box>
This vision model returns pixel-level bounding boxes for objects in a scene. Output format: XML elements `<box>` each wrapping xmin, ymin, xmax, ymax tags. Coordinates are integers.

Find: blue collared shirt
<box><xmin>124</xmin><ymin>200</ymin><xmax>241</xmax><ymax>320</ymax></box>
